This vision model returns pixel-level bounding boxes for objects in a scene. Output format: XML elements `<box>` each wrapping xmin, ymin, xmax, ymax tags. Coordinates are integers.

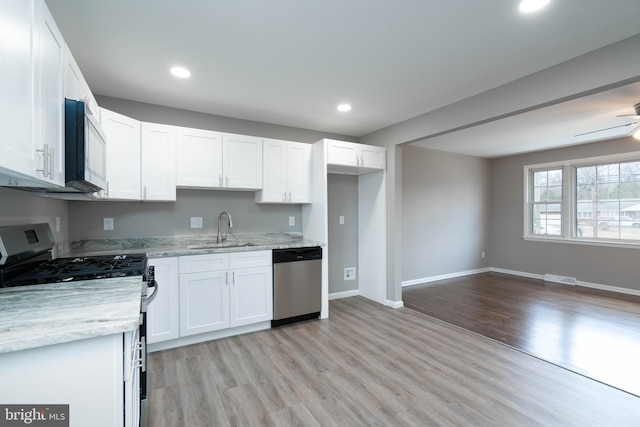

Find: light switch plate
<box><xmin>339</xmin><ymin>215</ymin><xmax>345</xmax><ymax>225</ymax></box>
<box><xmin>289</xmin><ymin>216</ymin><xmax>295</xmax><ymax>226</ymax></box>
<box><xmin>190</xmin><ymin>217</ymin><xmax>203</xmax><ymax>228</ymax></box>
<box><xmin>103</xmin><ymin>217</ymin><xmax>114</xmax><ymax>231</ymax></box>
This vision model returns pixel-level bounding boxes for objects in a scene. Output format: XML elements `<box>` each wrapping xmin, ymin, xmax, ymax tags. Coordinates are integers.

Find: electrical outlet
<box><xmin>103</xmin><ymin>217</ymin><xmax>114</xmax><ymax>231</ymax></box>
<box><xmin>190</xmin><ymin>217</ymin><xmax>203</xmax><ymax>228</ymax></box>
<box><xmin>344</xmin><ymin>267</ymin><xmax>356</xmax><ymax>281</ymax></box>
<box><xmin>289</xmin><ymin>216</ymin><xmax>295</xmax><ymax>226</ymax></box>
<box><xmin>339</xmin><ymin>215</ymin><xmax>345</xmax><ymax>225</ymax></box>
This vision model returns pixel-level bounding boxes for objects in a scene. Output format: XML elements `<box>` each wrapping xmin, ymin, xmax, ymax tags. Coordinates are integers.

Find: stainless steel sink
<box><xmin>187</xmin><ymin>242</ymin><xmax>259</xmax><ymax>250</ymax></box>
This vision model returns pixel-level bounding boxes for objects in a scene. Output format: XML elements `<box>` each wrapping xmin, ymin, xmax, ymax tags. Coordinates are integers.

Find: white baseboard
<box><xmin>385</xmin><ymin>300</ymin><xmax>404</xmax><ymax>309</ymax></box>
<box><xmin>329</xmin><ymin>289</ymin><xmax>360</xmax><ymax>300</ymax></box>
<box><xmin>490</xmin><ymin>267</ymin><xmax>543</xmax><ymax>280</ymax></box>
<box><xmin>490</xmin><ymin>267</ymin><xmax>640</xmax><ymax>297</ymax></box>
<box><xmin>402</xmin><ymin>268</ymin><xmax>491</xmax><ymax>288</ymax></box>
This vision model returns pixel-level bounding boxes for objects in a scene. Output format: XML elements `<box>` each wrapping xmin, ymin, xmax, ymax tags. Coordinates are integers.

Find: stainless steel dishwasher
<box><xmin>272</xmin><ymin>247</ymin><xmax>322</xmax><ymax>327</ymax></box>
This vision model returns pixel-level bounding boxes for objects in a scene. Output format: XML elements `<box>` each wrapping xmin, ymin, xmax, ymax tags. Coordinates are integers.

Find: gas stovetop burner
<box><xmin>4</xmin><ymin>254</ymin><xmax>148</xmax><ymax>287</ymax></box>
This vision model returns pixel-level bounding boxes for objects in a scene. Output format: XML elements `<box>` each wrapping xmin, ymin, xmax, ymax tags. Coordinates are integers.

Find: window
<box><xmin>531</xmin><ymin>169</ymin><xmax>562</xmax><ymax>236</ymax></box>
<box><xmin>525</xmin><ymin>153</ymin><xmax>640</xmax><ymax>246</ymax></box>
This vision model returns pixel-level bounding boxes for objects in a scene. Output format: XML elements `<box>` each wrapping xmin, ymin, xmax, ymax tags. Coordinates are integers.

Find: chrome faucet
<box><xmin>217</xmin><ymin>211</ymin><xmax>234</xmax><ymax>243</ymax></box>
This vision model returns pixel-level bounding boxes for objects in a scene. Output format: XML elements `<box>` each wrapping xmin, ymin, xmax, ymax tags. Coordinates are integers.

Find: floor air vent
<box><xmin>544</xmin><ymin>274</ymin><xmax>577</xmax><ymax>286</ymax></box>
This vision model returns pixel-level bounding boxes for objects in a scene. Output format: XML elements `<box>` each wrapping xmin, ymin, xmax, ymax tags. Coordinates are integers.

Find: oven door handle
<box><xmin>146</xmin><ymin>279</ymin><xmax>159</xmax><ymax>304</ymax></box>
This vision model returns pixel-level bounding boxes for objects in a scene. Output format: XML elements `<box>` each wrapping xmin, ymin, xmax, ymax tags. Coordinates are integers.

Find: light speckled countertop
<box><xmin>1</xmin><ymin>232</ymin><xmax>322</xmax><ymax>354</ymax></box>
<box><xmin>67</xmin><ymin>232</ymin><xmax>323</xmax><ymax>258</ymax></box>
<box><xmin>0</xmin><ymin>277</ymin><xmax>143</xmax><ymax>354</ymax></box>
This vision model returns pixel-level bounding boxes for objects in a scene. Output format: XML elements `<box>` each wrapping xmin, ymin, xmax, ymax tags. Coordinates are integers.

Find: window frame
<box><xmin>523</xmin><ymin>151</ymin><xmax>640</xmax><ymax>249</ymax></box>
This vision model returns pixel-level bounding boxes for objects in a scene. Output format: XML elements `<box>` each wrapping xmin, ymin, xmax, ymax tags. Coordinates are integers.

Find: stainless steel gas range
<box><xmin>0</xmin><ymin>223</ymin><xmax>155</xmax><ymax>427</ymax></box>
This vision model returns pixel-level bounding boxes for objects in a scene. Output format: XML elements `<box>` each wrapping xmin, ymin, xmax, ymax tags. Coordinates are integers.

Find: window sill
<box><xmin>522</xmin><ymin>235</ymin><xmax>640</xmax><ymax>249</ymax></box>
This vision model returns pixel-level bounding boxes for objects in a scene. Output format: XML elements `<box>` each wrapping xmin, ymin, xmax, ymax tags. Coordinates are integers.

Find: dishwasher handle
<box><xmin>273</xmin><ymin>247</ymin><xmax>322</xmax><ymax>263</ymax></box>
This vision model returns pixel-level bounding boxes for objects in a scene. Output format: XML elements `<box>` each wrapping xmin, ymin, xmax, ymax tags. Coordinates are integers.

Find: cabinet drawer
<box><xmin>179</xmin><ymin>253</ymin><xmax>229</xmax><ymax>273</ymax></box>
<box><xmin>229</xmin><ymin>250</ymin><xmax>272</xmax><ymax>269</ymax></box>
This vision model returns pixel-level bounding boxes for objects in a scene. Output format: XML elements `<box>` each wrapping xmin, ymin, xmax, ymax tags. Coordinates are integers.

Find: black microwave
<box><xmin>64</xmin><ymin>99</ymin><xmax>107</xmax><ymax>193</ymax></box>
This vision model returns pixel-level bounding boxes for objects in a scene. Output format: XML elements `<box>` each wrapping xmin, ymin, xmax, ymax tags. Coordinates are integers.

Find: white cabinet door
<box><xmin>230</xmin><ymin>265</ymin><xmax>273</xmax><ymax>327</ymax></box>
<box><xmin>147</xmin><ymin>257</ymin><xmax>179</xmax><ymax>344</ymax></box>
<box><xmin>326</xmin><ymin>140</ymin><xmax>359</xmax><ymax>167</ymax></box>
<box><xmin>257</xmin><ymin>139</ymin><xmax>310</xmax><ymax>203</ymax></box>
<box><xmin>0</xmin><ymin>0</ymin><xmax>37</xmax><ymax>183</ymax></box>
<box><xmin>259</xmin><ymin>139</ymin><xmax>287</xmax><ymax>202</ymax></box>
<box><xmin>223</xmin><ymin>133</ymin><xmax>262</xmax><ymax>189</ymax></box>
<box><xmin>33</xmin><ymin>0</ymin><xmax>65</xmax><ymax>187</ymax></box>
<box><xmin>286</xmin><ymin>141</ymin><xmax>311</xmax><ymax>203</ymax></box>
<box><xmin>100</xmin><ymin>108</ymin><xmax>142</xmax><ymax>200</ymax></box>
<box><xmin>176</xmin><ymin>127</ymin><xmax>223</xmax><ymax>188</ymax></box>
<box><xmin>360</xmin><ymin>144</ymin><xmax>385</xmax><ymax>170</ymax></box>
<box><xmin>141</xmin><ymin>122</ymin><xmax>176</xmax><ymax>201</ymax></box>
<box><xmin>179</xmin><ymin>271</ymin><xmax>229</xmax><ymax>336</ymax></box>
<box><xmin>64</xmin><ymin>46</ymin><xmax>99</xmax><ymax>118</ymax></box>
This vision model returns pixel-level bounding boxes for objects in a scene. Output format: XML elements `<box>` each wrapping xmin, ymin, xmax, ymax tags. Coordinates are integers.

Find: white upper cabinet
<box><xmin>33</xmin><ymin>0</ymin><xmax>65</xmax><ymax>187</ymax></box>
<box><xmin>256</xmin><ymin>138</ymin><xmax>311</xmax><ymax>203</ymax></box>
<box><xmin>0</xmin><ymin>0</ymin><xmax>37</xmax><ymax>184</ymax></box>
<box><xmin>326</xmin><ymin>140</ymin><xmax>386</xmax><ymax>175</ymax></box>
<box><xmin>0</xmin><ymin>0</ymin><xmax>65</xmax><ymax>188</ymax></box>
<box><xmin>176</xmin><ymin>127</ymin><xmax>223</xmax><ymax>188</ymax></box>
<box><xmin>141</xmin><ymin>122</ymin><xmax>176</xmax><ymax>201</ymax></box>
<box><xmin>176</xmin><ymin>128</ymin><xmax>262</xmax><ymax>190</ymax></box>
<box><xmin>223</xmin><ymin>133</ymin><xmax>262</xmax><ymax>189</ymax></box>
<box><xmin>64</xmin><ymin>46</ymin><xmax>99</xmax><ymax>118</ymax></box>
<box><xmin>100</xmin><ymin>108</ymin><xmax>142</xmax><ymax>200</ymax></box>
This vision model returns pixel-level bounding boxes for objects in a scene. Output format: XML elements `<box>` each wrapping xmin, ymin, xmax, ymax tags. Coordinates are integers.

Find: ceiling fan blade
<box><xmin>617</xmin><ymin>114</ymin><xmax>640</xmax><ymax>119</ymax></box>
<box><xmin>574</xmin><ymin>121</ymin><xmax>639</xmax><ymax>137</ymax></box>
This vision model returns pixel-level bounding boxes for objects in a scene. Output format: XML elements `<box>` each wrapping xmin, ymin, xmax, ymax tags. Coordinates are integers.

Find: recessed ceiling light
<box><xmin>518</xmin><ymin>0</ymin><xmax>550</xmax><ymax>13</ymax></box>
<box><xmin>170</xmin><ymin>66</ymin><xmax>191</xmax><ymax>78</ymax></box>
<box><xmin>337</xmin><ymin>103</ymin><xmax>352</xmax><ymax>112</ymax></box>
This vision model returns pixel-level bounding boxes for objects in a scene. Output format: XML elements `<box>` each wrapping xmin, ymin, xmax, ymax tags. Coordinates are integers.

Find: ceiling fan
<box><xmin>575</xmin><ymin>102</ymin><xmax>640</xmax><ymax>140</ymax></box>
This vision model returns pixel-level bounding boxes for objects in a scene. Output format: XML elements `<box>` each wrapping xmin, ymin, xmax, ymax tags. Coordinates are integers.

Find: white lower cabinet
<box><xmin>0</xmin><ymin>333</ymin><xmax>128</xmax><ymax>427</ymax></box>
<box><xmin>149</xmin><ymin>251</ymin><xmax>272</xmax><ymax>348</ymax></box>
<box><xmin>147</xmin><ymin>257</ymin><xmax>179</xmax><ymax>344</ymax></box>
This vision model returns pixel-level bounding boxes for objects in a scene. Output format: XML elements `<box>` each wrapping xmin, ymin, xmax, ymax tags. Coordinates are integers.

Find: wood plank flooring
<box><xmin>402</xmin><ymin>272</ymin><xmax>640</xmax><ymax>397</ymax></box>
<box><xmin>148</xmin><ymin>296</ymin><xmax>640</xmax><ymax>426</ymax></box>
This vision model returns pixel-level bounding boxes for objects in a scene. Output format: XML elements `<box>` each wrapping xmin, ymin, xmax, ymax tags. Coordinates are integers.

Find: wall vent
<box><xmin>544</xmin><ymin>274</ymin><xmax>576</xmax><ymax>286</ymax></box>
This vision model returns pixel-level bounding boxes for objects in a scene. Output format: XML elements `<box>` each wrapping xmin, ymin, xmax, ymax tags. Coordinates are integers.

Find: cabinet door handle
<box><xmin>288</xmin><ymin>191</ymin><xmax>292</xmax><ymax>201</ymax></box>
<box><xmin>37</xmin><ymin>144</ymin><xmax>49</xmax><ymax>177</ymax></box>
<box><xmin>232</xmin><ymin>271</ymin><xmax>235</xmax><ymax>284</ymax></box>
<box><xmin>143</xmin><ymin>185</ymin><xmax>147</xmax><ymax>200</ymax></box>
<box><xmin>48</xmin><ymin>147</ymin><xmax>54</xmax><ymax>178</ymax></box>
<box><xmin>282</xmin><ymin>192</ymin><xmax>286</xmax><ymax>202</ymax></box>
<box><xmin>219</xmin><ymin>174</ymin><xmax>223</xmax><ymax>187</ymax></box>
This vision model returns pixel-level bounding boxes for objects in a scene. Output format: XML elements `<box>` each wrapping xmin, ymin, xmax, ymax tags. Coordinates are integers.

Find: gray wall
<box><xmin>490</xmin><ymin>137</ymin><xmax>640</xmax><ymax>292</ymax></box>
<box><xmin>402</xmin><ymin>145</ymin><xmax>490</xmax><ymax>282</ymax></box>
<box><xmin>96</xmin><ymin>96</ymin><xmax>358</xmax><ymax>144</ymax></box>
<box><xmin>68</xmin><ymin>189</ymin><xmax>300</xmax><ymax>240</ymax></box>
<box><xmin>0</xmin><ymin>187</ymin><xmax>69</xmax><ymax>244</ymax></box>
<box><xmin>327</xmin><ymin>174</ymin><xmax>359</xmax><ymax>294</ymax></box>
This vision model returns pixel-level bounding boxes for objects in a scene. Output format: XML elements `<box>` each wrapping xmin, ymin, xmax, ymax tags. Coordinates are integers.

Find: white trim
<box><xmin>148</xmin><ymin>321</ymin><xmax>271</xmax><ymax>352</ymax></box>
<box><xmin>523</xmin><ymin>235</ymin><xmax>640</xmax><ymax>250</ymax></box>
<box><xmin>489</xmin><ymin>267</ymin><xmax>543</xmax><ymax>280</ymax></box>
<box><xmin>490</xmin><ymin>267</ymin><xmax>640</xmax><ymax>297</ymax></box>
<box><xmin>385</xmin><ymin>300</ymin><xmax>404</xmax><ymax>309</ymax></box>
<box><xmin>401</xmin><ymin>268</ymin><xmax>491</xmax><ymax>287</ymax></box>
<box><xmin>577</xmin><ymin>280</ymin><xmax>640</xmax><ymax>297</ymax></box>
<box><xmin>329</xmin><ymin>289</ymin><xmax>360</xmax><ymax>300</ymax></box>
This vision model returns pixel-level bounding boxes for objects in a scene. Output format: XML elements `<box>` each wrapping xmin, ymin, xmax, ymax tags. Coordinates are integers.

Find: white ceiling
<box><xmin>45</xmin><ymin>0</ymin><xmax>640</xmax><ymax>156</ymax></box>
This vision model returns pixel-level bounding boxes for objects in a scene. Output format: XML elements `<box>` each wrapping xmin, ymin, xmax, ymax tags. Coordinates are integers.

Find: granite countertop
<box><xmin>67</xmin><ymin>232</ymin><xmax>323</xmax><ymax>258</ymax></box>
<box><xmin>0</xmin><ymin>277</ymin><xmax>143</xmax><ymax>354</ymax></box>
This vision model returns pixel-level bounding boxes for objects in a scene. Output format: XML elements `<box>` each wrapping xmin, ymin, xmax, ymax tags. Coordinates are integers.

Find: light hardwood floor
<box><xmin>148</xmin><ymin>297</ymin><xmax>640</xmax><ymax>426</ymax></box>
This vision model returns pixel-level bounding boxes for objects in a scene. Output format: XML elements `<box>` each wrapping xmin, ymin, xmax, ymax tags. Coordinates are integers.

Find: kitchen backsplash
<box><xmin>68</xmin><ymin>188</ymin><xmax>302</xmax><ymax>240</ymax></box>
